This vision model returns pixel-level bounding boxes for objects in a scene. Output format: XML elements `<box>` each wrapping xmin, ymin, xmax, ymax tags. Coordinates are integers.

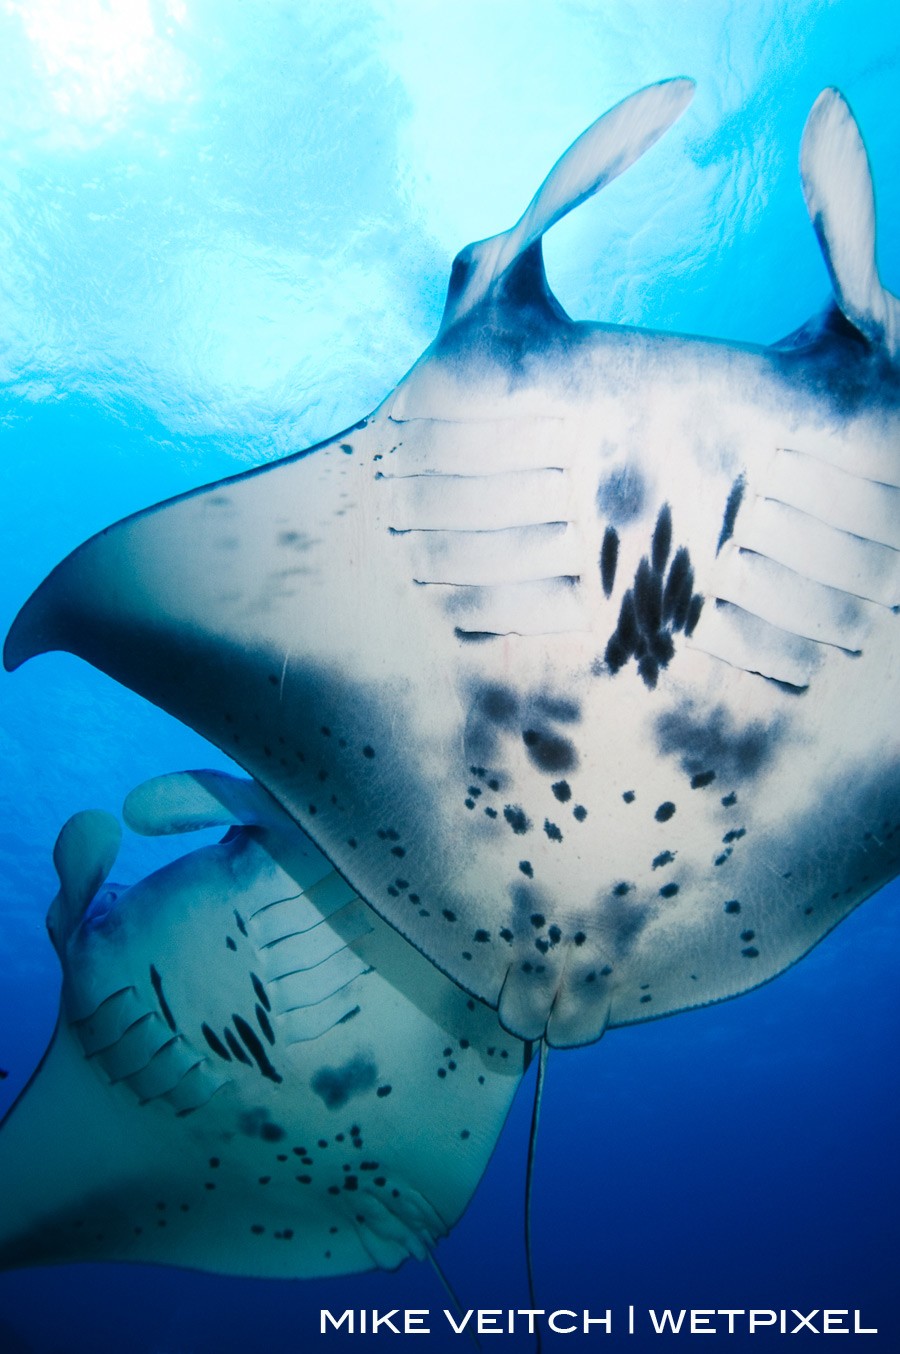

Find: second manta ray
<box><xmin>0</xmin><ymin>771</ymin><xmax>525</xmax><ymax>1275</ymax></box>
<box><xmin>6</xmin><ymin>81</ymin><xmax>900</xmax><ymax>1047</ymax></box>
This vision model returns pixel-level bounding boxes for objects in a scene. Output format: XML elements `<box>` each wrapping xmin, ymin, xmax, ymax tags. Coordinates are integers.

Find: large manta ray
<box><xmin>6</xmin><ymin>81</ymin><xmax>900</xmax><ymax>1048</ymax></box>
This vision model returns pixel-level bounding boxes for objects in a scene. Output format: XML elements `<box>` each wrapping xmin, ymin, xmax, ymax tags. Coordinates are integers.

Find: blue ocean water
<box><xmin>0</xmin><ymin>2</ymin><xmax>898</xmax><ymax>1350</ymax></box>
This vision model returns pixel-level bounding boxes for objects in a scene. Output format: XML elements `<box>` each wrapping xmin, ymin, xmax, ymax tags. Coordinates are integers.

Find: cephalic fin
<box><xmin>49</xmin><ymin>810</ymin><xmax>122</xmax><ymax>949</ymax></box>
<box><xmin>123</xmin><ymin>769</ymin><xmax>289</xmax><ymax>837</ymax></box>
<box><xmin>801</xmin><ymin>87</ymin><xmax>899</xmax><ymax>357</ymax></box>
<box><xmin>439</xmin><ymin>77</ymin><xmax>695</xmax><ymax>332</ymax></box>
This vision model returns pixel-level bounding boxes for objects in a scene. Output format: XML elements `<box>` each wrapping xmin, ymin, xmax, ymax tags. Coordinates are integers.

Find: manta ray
<box><xmin>5</xmin><ymin>80</ymin><xmax>900</xmax><ymax>1050</ymax></box>
<box><xmin>0</xmin><ymin>771</ymin><xmax>525</xmax><ymax>1275</ymax></box>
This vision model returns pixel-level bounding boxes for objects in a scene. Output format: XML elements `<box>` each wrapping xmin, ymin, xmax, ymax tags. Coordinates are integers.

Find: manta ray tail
<box><xmin>524</xmin><ymin>1040</ymin><xmax>549</xmax><ymax>1353</ymax></box>
<box><xmin>801</xmin><ymin>87</ymin><xmax>900</xmax><ymax>357</ymax></box>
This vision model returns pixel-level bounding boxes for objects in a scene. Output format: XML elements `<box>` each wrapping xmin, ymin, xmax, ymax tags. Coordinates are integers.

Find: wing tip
<box><xmin>4</xmin><ymin>579</ymin><xmax>62</xmax><ymax>673</ymax></box>
<box><xmin>3</xmin><ymin>606</ymin><xmax>34</xmax><ymax>673</ymax></box>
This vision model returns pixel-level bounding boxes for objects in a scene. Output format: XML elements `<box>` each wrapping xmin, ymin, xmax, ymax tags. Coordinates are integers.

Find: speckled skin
<box><xmin>0</xmin><ymin>773</ymin><xmax>525</xmax><ymax>1276</ymax></box>
<box><xmin>6</xmin><ymin>86</ymin><xmax>899</xmax><ymax>1046</ymax></box>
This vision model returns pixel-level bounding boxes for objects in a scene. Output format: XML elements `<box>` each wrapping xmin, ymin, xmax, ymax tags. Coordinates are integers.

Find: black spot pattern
<box><xmin>251</xmin><ymin>973</ymin><xmax>271</xmax><ymax>1012</ymax></box>
<box><xmin>656</xmin><ymin>703</ymin><xmax>776</xmax><ymax>783</ymax></box>
<box><xmin>717</xmin><ymin>475</ymin><xmax>746</xmax><ymax>553</ymax></box>
<box><xmin>201</xmin><ymin>1023</ymin><xmax>231</xmax><ymax>1061</ymax></box>
<box><xmin>233</xmin><ymin>1014</ymin><xmax>282</xmax><ymax>1084</ymax></box>
<box><xmin>596</xmin><ymin>464</ymin><xmax>645</xmax><ymax>524</ymax></box>
<box><xmin>504</xmin><ymin>805</ymin><xmax>530</xmax><ymax>835</ymax></box>
<box><xmin>149</xmin><ymin>965</ymin><xmax>176</xmax><ymax>1032</ymax></box>
<box><xmin>599</xmin><ymin>526</ymin><xmax>619</xmax><ymax>596</ymax></box>
<box><xmin>522</xmin><ymin>728</ymin><xmax>577</xmax><ymax>774</ymax></box>
<box><xmin>534</xmin><ymin>695</ymin><xmax>580</xmax><ymax>723</ymax></box>
<box><xmin>225</xmin><ymin>1029</ymin><xmax>253</xmax><ymax>1065</ymax></box>
<box><xmin>311</xmin><ymin>1057</ymin><xmax>377</xmax><ymax>1109</ymax></box>
<box><xmin>465</xmin><ymin>682</ymin><xmax>580</xmax><ymax>795</ymax></box>
<box><xmin>603</xmin><ymin>506</ymin><xmax>703</xmax><ymax>688</ymax></box>
<box><xmin>482</xmin><ymin>686</ymin><xmax>519</xmax><ymax>723</ymax></box>
<box><xmin>255</xmin><ymin>1004</ymin><xmax>276</xmax><ymax>1046</ymax></box>
<box><xmin>651</xmin><ymin>504</ymin><xmax>672</xmax><ymax>573</ymax></box>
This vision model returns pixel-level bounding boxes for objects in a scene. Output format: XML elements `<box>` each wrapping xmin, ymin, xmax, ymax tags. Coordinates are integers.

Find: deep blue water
<box><xmin>1</xmin><ymin>3</ymin><xmax>898</xmax><ymax>1350</ymax></box>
